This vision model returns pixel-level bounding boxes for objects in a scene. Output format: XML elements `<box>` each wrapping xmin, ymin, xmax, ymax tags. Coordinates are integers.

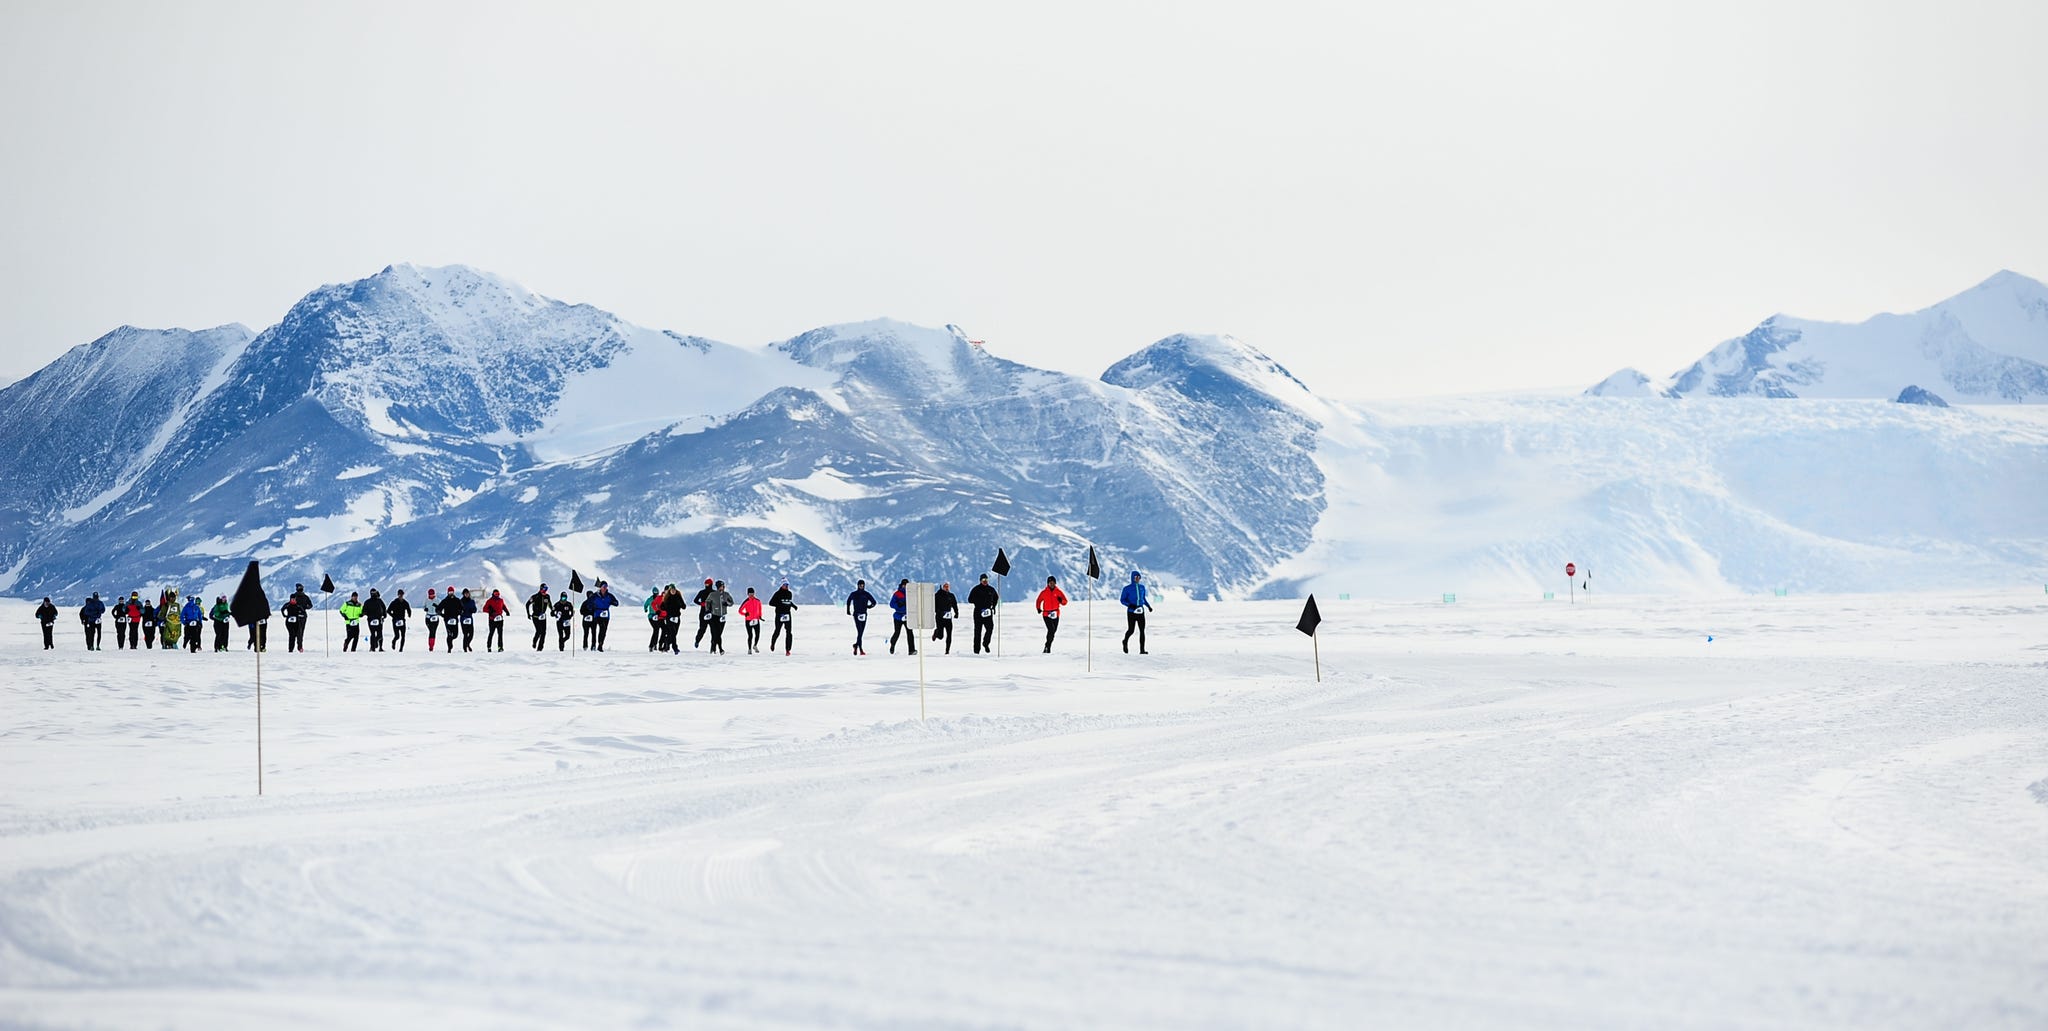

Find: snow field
<box><xmin>1</xmin><ymin>593</ymin><xmax>2044</xmax><ymax>1028</ymax></box>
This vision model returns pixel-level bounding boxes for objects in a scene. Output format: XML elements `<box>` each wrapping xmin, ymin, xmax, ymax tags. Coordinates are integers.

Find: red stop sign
<box><xmin>1565</xmin><ymin>562</ymin><xmax>1576</xmax><ymax>577</ymax></box>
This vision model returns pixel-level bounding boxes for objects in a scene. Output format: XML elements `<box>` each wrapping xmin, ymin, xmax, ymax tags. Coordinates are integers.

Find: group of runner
<box><xmin>33</xmin><ymin>570</ymin><xmax>1157</xmax><ymax>656</ymax></box>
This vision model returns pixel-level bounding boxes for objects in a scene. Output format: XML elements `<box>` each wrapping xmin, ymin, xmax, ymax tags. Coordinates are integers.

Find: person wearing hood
<box><xmin>527</xmin><ymin>584</ymin><xmax>553</xmax><ymax>651</ymax></box>
<box><xmin>1120</xmin><ymin>571</ymin><xmax>1153</xmax><ymax>654</ymax></box>
<box><xmin>363</xmin><ymin>588</ymin><xmax>389</xmax><ymax>652</ymax></box>
<box><xmin>458</xmin><ymin>589</ymin><xmax>479</xmax><ymax>652</ymax></box>
<box><xmin>388</xmin><ymin>589</ymin><xmax>412</xmax><ymax>651</ymax></box>
<box><xmin>589</xmin><ymin>581</ymin><xmax>617</xmax><ymax>651</ymax></box>
<box><xmin>645</xmin><ymin>586</ymin><xmax>663</xmax><ymax>652</ymax></box>
<box><xmin>553</xmin><ymin>591</ymin><xmax>574</xmax><ymax>650</ymax></box>
<box><xmin>246</xmin><ymin>595</ymin><xmax>269</xmax><ymax>652</ymax></box>
<box><xmin>158</xmin><ymin>589</ymin><xmax>182</xmax><ymax>651</ymax></box>
<box><xmin>703</xmin><ymin>580</ymin><xmax>735</xmax><ymax>654</ymax></box>
<box><xmin>579</xmin><ymin>591</ymin><xmax>597</xmax><ymax>650</ymax></box>
<box><xmin>339</xmin><ymin>591</ymin><xmax>364</xmax><ymax>652</ymax></box>
<box><xmin>180</xmin><ymin>595</ymin><xmax>205</xmax><ymax>653</ymax></box>
<box><xmin>35</xmin><ymin>597</ymin><xmax>58</xmax><ymax>650</ymax></box>
<box><xmin>483</xmin><ymin>589</ymin><xmax>510</xmax><ymax>652</ymax></box>
<box><xmin>281</xmin><ymin>588</ymin><xmax>311</xmax><ymax>653</ymax></box>
<box><xmin>739</xmin><ymin>587</ymin><xmax>763</xmax><ymax>654</ymax></box>
<box><xmin>888</xmin><ymin>579</ymin><xmax>917</xmax><ymax>656</ymax></box>
<box><xmin>768</xmin><ymin>581</ymin><xmax>797</xmax><ymax>655</ymax></box>
<box><xmin>1035</xmin><ymin>575</ymin><xmax>1069</xmax><ymax>653</ymax></box>
<box><xmin>845</xmin><ymin>579</ymin><xmax>877</xmax><ymax>656</ymax></box>
<box><xmin>79</xmin><ymin>593</ymin><xmax>105</xmax><ymax>651</ymax></box>
<box><xmin>210</xmin><ymin>595</ymin><xmax>231</xmax><ymax>652</ymax></box>
<box><xmin>932</xmin><ymin>582</ymin><xmax>959</xmax><ymax>655</ymax></box>
<box><xmin>692</xmin><ymin>578</ymin><xmax>715</xmax><ymax>649</ymax></box>
<box><xmin>967</xmin><ymin>574</ymin><xmax>999</xmax><ymax>654</ymax></box>
<box><xmin>140</xmin><ymin>598</ymin><xmax>160</xmax><ymax>649</ymax></box>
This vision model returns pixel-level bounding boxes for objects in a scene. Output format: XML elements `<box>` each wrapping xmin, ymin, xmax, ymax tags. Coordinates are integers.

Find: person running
<box><xmin>1035</xmin><ymin>575</ymin><xmax>1069</xmax><ymax>653</ymax></box>
<box><xmin>435</xmin><ymin>588</ymin><xmax>464</xmax><ymax>654</ymax></box>
<box><xmin>282</xmin><ymin>585</ymin><xmax>311</xmax><ymax>653</ymax></box>
<box><xmin>158</xmin><ymin>589</ymin><xmax>181</xmax><ymax>651</ymax></box>
<box><xmin>79</xmin><ymin>592</ymin><xmax>105</xmax><ymax>651</ymax></box>
<box><xmin>339</xmin><ymin>592</ymin><xmax>364</xmax><ymax>652</ymax></box>
<box><xmin>281</xmin><ymin>591</ymin><xmax>308</xmax><ymax>652</ymax></box>
<box><xmin>739</xmin><ymin>588</ymin><xmax>763</xmax><ymax>654</ymax></box>
<box><xmin>968</xmin><ymin>574</ymin><xmax>999</xmax><ymax>654</ymax></box>
<box><xmin>769</xmin><ymin>581</ymin><xmax>797</xmax><ymax>655</ymax></box>
<box><xmin>140</xmin><ymin>598</ymin><xmax>159</xmax><ymax>649</ymax></box>
<box><xmin>180</xmin><ymin>595</ymin><xmax>204</xmax><ymax>653</ymax></box>
<box><xmin>458</xmin><ymin>589</ymin><xmax>479</xmax><ymax>652</ymax></box>
<box><xmin>527</xmin><ymin>584</ymin><xmax>553</xmax><ymax>651</ymax></box>
<box><xmin>888</xmin><ymin>579</ymin><xmax>917</xmax><ymax>655</ymax></box>
<box><xmin>692</xmin><ymin>578</ymin><xmax>715</xmax><ymax>649</ymax></box>
<box><xmin>210</xmin><ymin>595</ymin><xmax>231</xmax><ymax>652</ymax></box>
<box><xmin>589</xmin><ymin>581</ymin><xmax>617</xmax><ymax>651</ymax></box>
<box><xmin>1120</xmin><ymin>571</ymin><xmax>1153</xmax><ymax>654</ymax></box>
<box><xmin>483</xmin><ymin>589</ymin><xmax>510</xmax><ymax>651</ymax></box>
<box><xmin>553</xmin><ymin>591</ymin><xmax>574</xmax><ymax>650</ymax></box>
<box><xmin>421</xmin><ymin>588</ymin><xmax>440</xmax><ymax>651</ymax></box>
<box><xmin>35</xmin><ymin>597</ymin><xmax>58</xmax><ymax>650</ymax></box>
<box><xmin>579</xmin><ymin>592</ymin><xmax>596</xmax><ymax>650</ymax></box>
<box><xmin>845</xmin><ymin>579</ymin><xmax>877</xmax><ymax>655</ymax></box>
<box><xmin>704</xmin><ymin>580</ymin><xmax>734</xmax><ymax>654</ymax></box>
<box><xmin>364</xmin><ymin>588</ymin><xmax>389</xmax><ymax>652</ymax></box>
<box><xmin>932</xmin><ymin>581</ymin><xmax>958</xmax><ymax>655</ymax></box>
<box><xmin>388</xmin><ymin>589</ymin><xmax>412</xmax><ymax>652</ymax></box>
<box><xmin>122</xmin><ymin>592</ymin><xmax>142</xmax><ymax>649</ymax></box>
<box><xmin>658</xmin><ymin>584</ymin><xmax>684</xmax><ymax>654</ymax></box>
<box><xmin>645</xmin><ymin>586</ymin><xmax>663</xmax><ymax>652</ymax></box>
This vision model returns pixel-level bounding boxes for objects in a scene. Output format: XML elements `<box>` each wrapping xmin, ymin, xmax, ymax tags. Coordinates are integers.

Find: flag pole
<box><xmin>1086</xmin><ymin>569</ymin><xmax>1093</xmax><ymax>673</ymax></box>
<box><xmin>256</xmin><ymin>644</ymin><xmax>264</xmax><ymax>795</ymax></box>
<box><xmin>996</xmin><ymin>573</ymin><xmax>1003</xmax><ymax>658</ymax></box>
<box><xmin>1313</xmin><ymin>631</ymin><xmax>1321</xmax><ymax>683</ymax></box>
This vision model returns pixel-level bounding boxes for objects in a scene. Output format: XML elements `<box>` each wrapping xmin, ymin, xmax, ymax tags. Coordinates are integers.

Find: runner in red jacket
<box><xmin>739</xmin><ymin>588</ymin><xmax>764</xmax><ymax>654</ymax></box>
<box><xmin>483</xmin><ymin>590</ymin><xmax>510</xmax><ymax>652</ymax></box>
<box><xmin>1035</xmin><ymin>576</ymin><xmax>1069</xmax><ymax>653</ymax></box>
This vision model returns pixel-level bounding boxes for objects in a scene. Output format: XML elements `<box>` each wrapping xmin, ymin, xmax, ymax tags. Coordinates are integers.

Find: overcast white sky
<box><xmin>2</xmin><ymin>0</ymin><xmax>2044</xmax><ymax>396</ymax></box>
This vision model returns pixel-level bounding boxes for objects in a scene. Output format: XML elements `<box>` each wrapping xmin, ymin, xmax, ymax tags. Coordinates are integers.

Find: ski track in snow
<box><xmin>0</xmin><ymin>594</ymin><xmax>2044</xmax><ymax>1029</ymax></box>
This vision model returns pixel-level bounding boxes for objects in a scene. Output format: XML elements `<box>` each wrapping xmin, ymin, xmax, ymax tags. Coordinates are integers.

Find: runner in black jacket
<box><xmin>35</xmin><ymin>597</ymin><xmax>58</xmax><ymax>649</ymax></box>
<box><xmin>527</xmin><ymin>585</ymin><xmax>553</xmax><ymax>651</ymax></box>
<box><xmin>769</xmin><ymin>582</ymin><xmax>797</xmax><ymax>655</ymax></box>
<box><xmin>932</xmin><ymin>582</ymin><xmax>959</xmax><ymax>654</ymax></box>
<box><xmin>364</xmin><ymin>589</ymin><xmax>389</xmax><ymax>652</ymax></box>
<box><xmin>967</xmin><ymin>575</ymin><xmax>1000</xmax><ymax>654</ymax></box>
<box><xmin>387</xmin><ymin>590</ymin><xmax>412</xmax><ymax>652</ymax></box>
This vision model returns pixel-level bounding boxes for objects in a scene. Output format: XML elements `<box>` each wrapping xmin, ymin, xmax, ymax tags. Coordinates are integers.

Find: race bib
<box><xmin>461</xmin><ymin>616</ymin><xmax>473</xmax><ymax>625</ymax></box>
<box><xmin>1045</xmin><ymin>610</ymin><xmax>1058</xmax><ymax>620</ymax></box>
<box><xmin>598</xmin><ymin>611</ymin><xmax>609</xmax><ymax>620</ymax></box>
<box><xmin>393</xmin><ymin>619</ymin><xmax>405</xmax><ymax>627</ymax></box>
<box><xmin>978</xmin><ymin>609</ymin><xmax>992</xmax><ymax>618</ymax></box>
<box><xmin>855</xmin><ymin>613</ymin><xmax>867</xmax><ymax>623</ymax></box>
<box><xmin>778</xmin><ymin>613</ymin><xmax>790</xmax><ymax>622</ymax></box>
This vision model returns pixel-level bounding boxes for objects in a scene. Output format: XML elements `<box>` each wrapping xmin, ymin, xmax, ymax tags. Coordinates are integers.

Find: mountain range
<box><xmin>2</xmin><ymin>264</ymin><xmax>2044</xmax><ymax>604</ymax></box>
<box><xmin>1588</xmin><ymin>271</ymin><xmax>2048</xmax><ymax>402</ymax></box>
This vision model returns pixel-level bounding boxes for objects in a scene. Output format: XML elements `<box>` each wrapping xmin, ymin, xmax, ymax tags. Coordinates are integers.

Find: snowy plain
<box><xmin>2</xmin><ymin>592</ymin><xmax>2045</xmax><ymax>1029</ymax></box>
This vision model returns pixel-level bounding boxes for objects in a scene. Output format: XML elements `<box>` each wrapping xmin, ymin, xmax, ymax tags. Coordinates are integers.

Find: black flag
<box><xmin>569</xmin><ymin>570</ymin><xmax>585</xmax><ymax>594</ymax></box>
<box><xmin>1086</xmin><ymin>546</ymin><xmax>1101</xmax><ymax>580</ymax></box>
<box><xmin>231</xmin><ymin>561</ymin><xmax>272</xmax><ymax>627</ymax></box>
<box><xmin>319</xmin><ymin>573</ymin><xmax>334</xmax><ymax>594</ymax></box>
<box><xmin>1296</xmin><ymin>595</ymin><xmax>1322</xmax><ymax>637</ymax></box>
<box><xmin>991</xmin><ymin>549</ymin><xmax>1011</xmax><ymax>577</ymax></box>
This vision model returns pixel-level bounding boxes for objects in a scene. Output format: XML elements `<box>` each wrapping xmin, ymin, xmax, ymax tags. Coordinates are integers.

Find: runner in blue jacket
<box><xmin>845</xmin><ymin>579</ymin><xmax>878</xmax><ymax>655</ymax></box>
<box><xmin>180</xmin><ymin>596</ymin><xmax>205</xmax><ymax>653</ymax></box>
<box><xmin>888</xmin><ymin>578</ymin><xmax>917</xmax><ymax>655</ymax></box>
<box><xmin>1120</xmin><ymin>570</ymin><xmax>1153</xmax><ymax>654</ymax></box>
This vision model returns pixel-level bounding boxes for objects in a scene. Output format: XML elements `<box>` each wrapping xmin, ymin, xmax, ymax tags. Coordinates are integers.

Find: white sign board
<box><xmin>907</xmin><ymin>581</ymin><xmax>936</xmax><ymax>631</ymax></box>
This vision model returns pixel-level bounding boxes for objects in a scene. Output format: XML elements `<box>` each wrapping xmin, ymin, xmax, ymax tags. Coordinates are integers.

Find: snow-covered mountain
<box><xmin>3</xmin><ymin>264</ymin><xmax>2043</xmax><ymax>604</ymax></box>
<box><xmin>1589</xmin><ymin>270</ymin><xmax>2048</xmax><ymax>401</ymax></box>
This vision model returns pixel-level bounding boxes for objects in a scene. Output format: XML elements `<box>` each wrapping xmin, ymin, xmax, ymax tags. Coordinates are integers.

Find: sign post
<box><xmin>908</xmin><ymin>581</ymin><xmax>936</xmax><ymax>721</ymax></box>
<box><xmin>1565</xmin><ymin>562</ymin><xmax>1576</xmax><ymax>606</ymax></box>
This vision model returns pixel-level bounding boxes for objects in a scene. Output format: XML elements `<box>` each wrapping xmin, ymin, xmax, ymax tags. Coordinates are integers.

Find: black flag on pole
<box><xmin>319</xmin><ymin>573</ymin><xmax>334</xmax><ymax>595</ymax></box>
<box><xmin>231</xmin><ymin>561</ymin><xmax>272</xmax><ymax>627</ymax></box>
<box><xmin>1296</xmin><ymin>595</ymin><xmax>1322</xmax><ymax>637</ymax></box>
<box><xmin>569</xmin><ymin>570</ymin><xmax>585</xmax><ymax>594</ymax></box>
<box><xmin>991</xmin><ymin>548</ymin><xmax>1011</xmax><ymax>577</ymax></box>
<box><xmin>1086</xmin><ymin>546</ymin><xmax>1101</xmax><ymax>580</ymax></box>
